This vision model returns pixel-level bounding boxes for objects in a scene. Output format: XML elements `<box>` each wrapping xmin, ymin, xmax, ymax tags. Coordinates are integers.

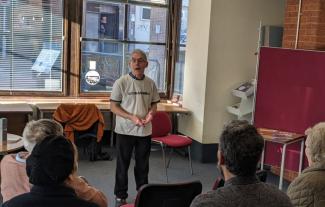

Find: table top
<box><xmin>31</xmin><ymin>102</ymin><xmax>190</xmax><ymax>114</ymax></box>
<box><xmin>258</xmin><ymin>128</ymin><xmax>305</xmax><ymax>144</ymax></box>
<box><xmin>0</xmin><ymin>133</ymin><xmax>24</xmax><ymax>155</ymax></box>
<box><xmin>0</xmin><ymin>103</ymin><xmax>33</xmax><ymax>112</ymax></box>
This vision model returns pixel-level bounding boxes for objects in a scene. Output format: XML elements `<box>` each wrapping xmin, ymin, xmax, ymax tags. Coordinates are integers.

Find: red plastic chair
<box><xmin>151</xmin><ymin>111</ymin><xmax>193</xmax><ymax>182</ymax></box>
<box><xmin>120</xmin><ymin>181</ymin><xmax>202</xmax><ymax>207</ymax></box>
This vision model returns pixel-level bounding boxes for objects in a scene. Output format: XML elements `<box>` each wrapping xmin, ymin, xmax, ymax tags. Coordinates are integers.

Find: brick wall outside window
<box><xmin>282</xmin><ymin>0</ymin><xmax>325</xmax><ymax>50</ymax></box>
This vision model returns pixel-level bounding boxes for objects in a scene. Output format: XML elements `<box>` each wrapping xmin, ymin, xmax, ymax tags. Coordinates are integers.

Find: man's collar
<box><xmin>129</xmin><ymin>72</ymin><xmax>145</xmax><ymax>80</ymax></box>
<box><xmin>303</xmin><ymin>161</ymin><xmax>325</xmax><ymax>174</ymax></box>
<box><xmin>225</xmin><ymin>175</ymin><xmax>259</xmax><ymax>186</ymax></box>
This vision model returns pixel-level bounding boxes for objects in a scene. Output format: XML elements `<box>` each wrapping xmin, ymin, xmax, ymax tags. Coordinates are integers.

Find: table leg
<box><xmin>171</xmin><ymin>113</ymin><xmax>178</xmax><ymax>134</ymax></box>
<box><xmin>298</xmin><ymin>139</ymin><xmax>305</xmax><ymax>175</ymax></box>
<box><xmin>110</xmin><ymin>114</ymin><xmax>115</xmax><ymax>147</ymax></box>
<box><xmin>260</xmin><ymin>140</ymin><xmax>265</xmax><ymax>170</ymax></box>
<box><xmin>279</xmin><ymin>144</ymin><xmax>287</xmax><ymax>190</ymax></box>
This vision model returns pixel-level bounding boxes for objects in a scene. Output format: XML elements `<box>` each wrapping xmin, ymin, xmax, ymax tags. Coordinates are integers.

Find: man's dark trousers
<box><xmin>114</xmin><ymin>133</ymin><xmax>151</xmax><ymax>199</ymax></box>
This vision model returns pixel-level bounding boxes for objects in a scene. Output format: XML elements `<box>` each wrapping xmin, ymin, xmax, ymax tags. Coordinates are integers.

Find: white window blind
<box><xmin>0</xmin><ymin>0</ymin><xmax>63</xmax><ymax>92</ymax></box>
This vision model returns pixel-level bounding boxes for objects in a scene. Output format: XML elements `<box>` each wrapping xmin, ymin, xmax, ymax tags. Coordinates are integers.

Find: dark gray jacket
<box><xmin>190</xmin><ymin>176</ymin><xmax>293</xmax><ymax>207</ymax></box>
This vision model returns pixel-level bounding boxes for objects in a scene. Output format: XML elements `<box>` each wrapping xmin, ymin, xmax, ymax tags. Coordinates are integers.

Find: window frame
<box><xmin>141</xmin><ymin>7</ymin><xmax>151</xmax><ymax>20</ymax></box>
<box><xmin>0</xmin><ymin>0</ymin><xmax>184</xmax><ymax>99</ymax></box>
<box><xmin>77</xmin><ymin>0</ymin><xmax>174</xmax><ymax>98</ymax></box>
<box><xmin>0</xmin><ymin>0</ymin><xmax>69</xmax><ymax>97</ymax></box>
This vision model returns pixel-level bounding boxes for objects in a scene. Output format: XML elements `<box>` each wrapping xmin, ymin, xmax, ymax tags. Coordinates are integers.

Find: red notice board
<box><xmin>254</xmin><ymin>47</ymin><xmax>325</xmax><ymax>134</ymax></box>
<box><xmin>254</xmin><ymin>47</ymin><xmax>325</xmax><ymax>171</ymax></box>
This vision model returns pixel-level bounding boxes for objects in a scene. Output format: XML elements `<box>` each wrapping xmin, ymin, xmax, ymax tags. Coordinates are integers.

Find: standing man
<box><xmin>110</xmin><ymin>49</ymin><xmax>160</xmax><ymax>206</ymax></box>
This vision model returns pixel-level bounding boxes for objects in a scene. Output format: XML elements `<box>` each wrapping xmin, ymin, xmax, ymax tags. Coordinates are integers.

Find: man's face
<box><xmin>129</xmin><ymin>52</ymin><xmax>148</xmax><ymax>77</ymax></box>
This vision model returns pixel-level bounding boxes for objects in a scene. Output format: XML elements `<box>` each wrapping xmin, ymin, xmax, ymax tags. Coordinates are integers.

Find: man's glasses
<box><xmin>131</xmin><ymin>58</ymin><xmax>146</xmax><ymax>64</ymax></box>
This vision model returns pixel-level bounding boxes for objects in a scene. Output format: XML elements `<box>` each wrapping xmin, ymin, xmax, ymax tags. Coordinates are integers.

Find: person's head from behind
<box><xmin>26</xmin><ymin>135</ymin><xmax>74</xmax><ymax>186</ymax></box>
<box><xmin>304</xmin><ymin>122</ymin><xmax>325</xmax><ymax>166</ymax></box>
<box><xmin>129</xmin><ymin>49</ymin><xmax>148</xmax><ymax>78</ymax></box>
<box><xmin>218</xmin><ymin>120</ymin><xmax>264</xmax><ymax>179</ymax></box>
<box><xmin>22</xmin><ymin>119</ymin><xmax>63</xmax><ymax>153</ymax></box>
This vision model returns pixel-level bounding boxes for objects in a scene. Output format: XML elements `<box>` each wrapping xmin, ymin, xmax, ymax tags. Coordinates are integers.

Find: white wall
<box><xmin>178</xmin><ymin>0</ymin><xmax>212</xmax><ymax>143</ymax></box>
<box><xmin>179</xmin><ymin>0</ymin><xmax>286</xmax><ymax>144</ymax></box>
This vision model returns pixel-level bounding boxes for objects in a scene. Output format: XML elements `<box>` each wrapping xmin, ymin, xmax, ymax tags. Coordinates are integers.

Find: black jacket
<box><xmin>1</xmin><ymin>185</ymin><xmax>99</xmax><ymax>207</ymax></box>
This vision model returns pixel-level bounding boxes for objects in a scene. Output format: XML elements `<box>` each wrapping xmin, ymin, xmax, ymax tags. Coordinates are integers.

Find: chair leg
<box><xmin>188</xmin><ymin>145</ymin><xmax>193</xmax><ymax>175</ymax></box>
<box><xmin>167</xmin><ymin>148</ymin><xmax>173</xmax><ymax>168</ymax></box>
<box><xmin>160</xmin><ymin>142</ymin><xmax>168</xmax><ymax>183</ymax></box>
<box><xmin>89</xmin><ymin>141</ymin><xmax>96</xmax><ymax>161</ymax></box>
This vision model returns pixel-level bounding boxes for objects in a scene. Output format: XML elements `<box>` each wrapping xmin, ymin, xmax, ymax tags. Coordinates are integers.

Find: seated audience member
<box><xmin>2</xmin><ymin>135</ymin><xmax>99</xmax><ymax>207</ymax></box>
<box><xmin>190</xmin><ymin>120</ymin><xmax>292</xmax><ymax>207</ymax></box>
<box><xmin>1</xmin><ymin>119</ymin><xmax>63</xmax><ymax>202</ymax></box>
<box><xmin>65</xmin><ymin>137</ymin><xmax>108</xmax><ymax>207</ymax></box>
<box><xmin>287</xmin><ymin>122</ymin><xmax>325</xmax><ymax>207</ymax></box>
<box><xmin>0</xmin><ymin>119</ymin><xmax>108</xmax><ymax>207</ymax></box>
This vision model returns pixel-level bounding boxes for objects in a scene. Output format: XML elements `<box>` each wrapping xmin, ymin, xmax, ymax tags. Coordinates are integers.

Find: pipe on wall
<box><xmin>294</xmin><ymin>0</ymin><xmax>302</xmax><ymax>49</ymax></box>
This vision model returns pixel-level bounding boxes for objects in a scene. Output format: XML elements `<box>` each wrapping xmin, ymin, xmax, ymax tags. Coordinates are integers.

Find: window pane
<box><xmin>125</xmin><ymin>44</ymin><xmax>166</xmax><ymax>92</ymax></box>
<box><xmin>179</xmin><ymin>0</ymin><xmax>189</xmax><ymax>45</ymax></box>
<box><xmin>174</xmin><ymin>46</ymin><xmax>185</xmax><ymax>94</ymax></box>
<box><xmin>81</xmin><ymin>0</ymin><xmax>168</xmax><ymax>94</ymax></box>
<box><xmin>80</xmin><ymin>40</ymin><xmax>124</xmax><ymax>92</ymax></box>
<box><xmin>83</xmin><ymin>1</ymin><xmax>124</xmax><ymax>40</ymax></box>
<box><xmin>80</xmin><ymin>41</ymin><xmax>166</xmax><ymax>93</ymax></box>
<box><xmin>128</xmin><ymin>5</ymin><xmax>167</xmax><ymax>43</ymax></box>
<box><xmin>0</xmin><ymin>0</ymin><xmax>63</xmax><ymax>91</ymax></box>
<box><xmin>131</xmin><ymin>0</ymin><xmax>167</xmax><ymax>4</ymax></box>
<box><xmin>174</xmin><ymin>0</ymin><xmax>189</xmax><ymax>95</ymax></box>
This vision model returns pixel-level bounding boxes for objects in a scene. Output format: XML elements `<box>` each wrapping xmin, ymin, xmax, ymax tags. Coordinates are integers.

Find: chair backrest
<box><xmin>152</xmin><ymin>111</ymin><xmax>172</xmax><ymax>137</ymax></box>
<box><xmin>134</xmin><ymin>181</ymin><xmax>202</xmax><ymax>207</ymax></box>
<box><xmin>53</xmin><ymin>103</ymin><xmax>104</xmax><ymax>139</ymax></box>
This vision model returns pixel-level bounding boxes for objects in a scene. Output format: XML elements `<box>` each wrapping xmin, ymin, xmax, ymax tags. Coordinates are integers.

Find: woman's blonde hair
<box><xmin>305</xmin><ymin>122</ymin><xmax>325</xmax><ymax>163</ymax></box>
<box><xmin>22</xmin><ymin>119</ymin><xmax>63</xmax><ymax>152</ymax></box>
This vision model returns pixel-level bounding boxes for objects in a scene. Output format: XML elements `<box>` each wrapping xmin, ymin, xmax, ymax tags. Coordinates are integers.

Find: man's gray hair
<box><xmin>22</xmin><ymin>119</ymin><xmax>63</xmax><ymax>152</ymax></box>
<box><xmin>131</xmin><ymin>49</ymin><xmax>147</xmax><ymax>61</ymax></box>
<box><xmin>305</xmin><ymin>122</ymin><xmax>325</xmax><ymax>162</ymax></box>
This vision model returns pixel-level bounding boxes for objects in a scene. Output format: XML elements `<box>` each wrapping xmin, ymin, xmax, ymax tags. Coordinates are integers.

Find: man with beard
<box><xmin>190</xmin><ymin>120</ymin><xmax>293</xmax><ymax>207</ymax></box>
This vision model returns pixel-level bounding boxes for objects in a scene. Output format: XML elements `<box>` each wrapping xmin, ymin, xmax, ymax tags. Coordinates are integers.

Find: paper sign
<box><xmin>31</xmin><ymin>49</ymin><xmax>60</xmax><ymax>73</ymax></box>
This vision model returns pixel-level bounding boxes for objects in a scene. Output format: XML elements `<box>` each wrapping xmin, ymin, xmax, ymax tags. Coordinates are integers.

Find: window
<box><xmin>0</xmin><ymin>0</ymin><xmax>184</xmax><ymax>98</ymax></box>
<box><xmin>80</xmin><ymin>0</ymin><xmax>168</xmax><ymax>94</ymax></box>
<box><xmin>141</xmin><ymin>7</ymin><xmax>151</xmax><ymax>20</ymax></box>
<box><xmin>173</xmin><ymin>0</ymin><xmax>189</xmax><ymax>95</ymax></box>
<box><xmin>0</xmin><ymin>0</ymin><xmax>64</xmax><ymax>92</ymax></box>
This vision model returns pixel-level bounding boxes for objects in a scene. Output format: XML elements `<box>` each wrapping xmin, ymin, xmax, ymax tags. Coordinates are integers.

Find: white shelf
<box><xmin>227</xmin><ymin>80</ymin><xmax>254</xmax><ymax>122</ymax></box>
<box><xmin>232</xmin><ymin>81</ymin><xmax>254</xmax><ymax>99</ymax></box>
<box><xmin>227</xmin><ymin>100</ymin><xmax>252</xmax><ymax>117</ymax></box>
<box><xmin>227</xmin><ymin>103</ymin><xmax>240</xmax><ymax>116</ymax></box>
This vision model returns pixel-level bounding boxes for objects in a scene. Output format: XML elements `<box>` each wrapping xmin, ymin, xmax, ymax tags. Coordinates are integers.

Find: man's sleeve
<box><xmin>151</xmin><ymin>82</ymin><xmax>160</xmax><ymax>104</ymax></box>
<box><xmin>110</xmin><ymin>80</ymin><xmax>122</xmax><ymax>102</ymax></box>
